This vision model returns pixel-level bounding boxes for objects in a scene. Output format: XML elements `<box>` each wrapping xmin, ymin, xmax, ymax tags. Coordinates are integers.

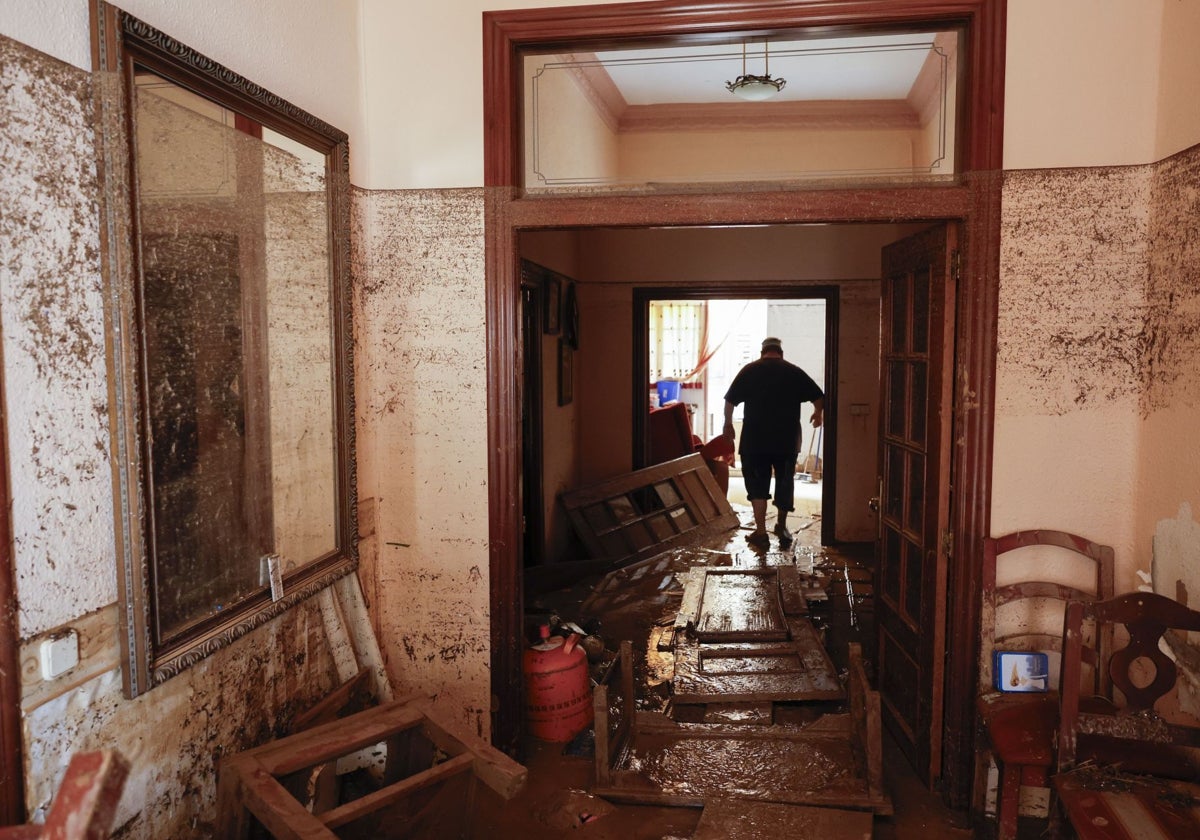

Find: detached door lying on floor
<box><xmin>875</xmin><ymin>224</ymin><xmax>958</xmax><ymax>787</ymax></box>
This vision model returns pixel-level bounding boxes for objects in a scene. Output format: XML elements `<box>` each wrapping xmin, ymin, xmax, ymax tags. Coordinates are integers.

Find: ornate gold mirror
<box><xmin>92</xmin><ymin>2</ymin><xmax>355</xmax><ymax>696</ymax></box>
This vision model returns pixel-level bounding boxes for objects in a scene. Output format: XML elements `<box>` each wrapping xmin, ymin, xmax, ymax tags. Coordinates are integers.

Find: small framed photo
<box><xmin>557</xmin><ymin>339</ymin><xmax>573</xmax><ymax>406</ymax></box>
<box><xmin>543</xmin><ymin>274</ymin><xmax>561</xmax><ymax>335</ymax></box>
<box><xmin>993</xmin><ymin>651</ymin><xmax>1049</xmax><ymax>693</ymax></box>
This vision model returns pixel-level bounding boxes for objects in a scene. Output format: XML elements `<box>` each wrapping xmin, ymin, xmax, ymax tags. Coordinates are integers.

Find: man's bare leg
<box><xmin>774</xmin><ymin>509</ymin><xmax>793</xmax><ymax>545</ymax></box>
<box><xmin>748</xmin><ymin>499</ymin><xmax>770</xmax><ymax>547</ymax></box>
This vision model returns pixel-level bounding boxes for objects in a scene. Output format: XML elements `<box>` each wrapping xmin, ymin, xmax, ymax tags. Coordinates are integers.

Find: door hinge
<box><xmin>951</xmin><ymin>249</ymin><xmax>962</xmax><ymax>283</ymax></box>
<box><xmin>940</xmin><ymin>528</ymin><xmax>954</xmax><ymax>557</ymax></box>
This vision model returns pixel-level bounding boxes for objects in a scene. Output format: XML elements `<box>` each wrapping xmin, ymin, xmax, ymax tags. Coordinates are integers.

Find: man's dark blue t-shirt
<box><xmin>724</xmin><ymin>357</ymin><xmax>823</xmax><ymax>456</ymax></box>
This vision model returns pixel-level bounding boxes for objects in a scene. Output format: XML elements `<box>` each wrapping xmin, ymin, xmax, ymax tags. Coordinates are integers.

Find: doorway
<box><xmin>485</xmin><ymin>0</ymin><xmax>1004</xmax><ymax>811</ymax></box>
<box><xmin>633</xmin><ymin>288</ymin><xmax>841</xmax><ymax>547</ymax></box>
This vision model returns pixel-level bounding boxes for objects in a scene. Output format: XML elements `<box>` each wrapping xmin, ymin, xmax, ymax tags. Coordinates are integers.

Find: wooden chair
<box><xmin>0</xmin><ymin>750</ymin><xmax>129</xmax><ymax>840</ymax></box>
<box><xmin>1053</xmin><ymin>591</ymin><xmax>1200</xmax><ymax>839</ymax></box>
<box><xmin>975</xmin><ymin>530</ymin><xmax>1114</xmax><ymax>840</ymax></box>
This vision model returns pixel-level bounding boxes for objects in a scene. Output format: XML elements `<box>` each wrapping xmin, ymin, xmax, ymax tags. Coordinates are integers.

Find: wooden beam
<box><xmin>319</xmin><ymin>754</ymin><xmax>473</xmax><ymax>830</ymax></box>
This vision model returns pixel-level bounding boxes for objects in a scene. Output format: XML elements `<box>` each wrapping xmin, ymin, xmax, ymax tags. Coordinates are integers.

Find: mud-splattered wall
<box><xmin>0</xmin><ymin>34</ymin><xmax>115</xmax><ymax>637</ymax></box>
<box><xmin>994</xmin><ymin>143</ymin><xmax>1200</xmax><ymax>595</ymax></box>
<box><xmin>352</xmin><ymin>188</ymin><xmax>492</xmax><ymax>738</ymax></box>
<box><xmin>993</xmin><ymin>164</ymin><xmax>1154</xmax><ymax>582</ymax></box>
<box><xmin>1142</xmin><ymin>145</ymin><xmax>1200</xmax><ymax>612</ymax></box>
<box><xmin>2</xmin><ymin>35</ymin><xmax>351</xmax><ymax>837</ymax></box>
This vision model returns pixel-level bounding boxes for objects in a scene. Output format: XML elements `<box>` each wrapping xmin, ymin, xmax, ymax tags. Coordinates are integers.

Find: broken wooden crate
<box><xmin>215</xmin><ymin>696</ymin><xmax>526</xmax><ymax>839</ymax></box>
<box><xmin>593</xmin><ymin>641</ymin><xmax>890</xmax><ymax>815</ymax></box>
<box><xmin>560</xmin><ymin>453</ymin><xmax>739</xmax><ymax>566</ymax></box>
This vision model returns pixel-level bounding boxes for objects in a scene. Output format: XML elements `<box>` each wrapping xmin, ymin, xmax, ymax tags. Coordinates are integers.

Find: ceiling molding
<box><xmin>563</xmin><ymin>52</ymin><xmax>628</xmax><ymax>134</ymax></box>
<box><xmin>619</xmin><ymin>99</ymin><xmax>920</xmax><ymax>133</ymax></box>
<box><xmin>908</xmin><ymin>31</ymin><xmax>957</xmax><ymax>128</ymax></box>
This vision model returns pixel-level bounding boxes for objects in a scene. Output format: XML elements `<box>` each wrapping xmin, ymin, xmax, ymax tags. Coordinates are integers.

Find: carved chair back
<box><xmin>1057</xmin><ymin>591</ymin><xmax>1200</xmax><ymax>779</ymax></box>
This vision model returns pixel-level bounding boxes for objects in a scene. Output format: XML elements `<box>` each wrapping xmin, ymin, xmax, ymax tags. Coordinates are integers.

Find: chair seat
<box><xmin>1056</xmin><ymin>768</ymin><xmax>1200</xmax><ymax>839</ymax></box>
<box><xmin>980</xmin><ymin>691</ymin><xmax>1120</xmax><ymax>767</ymax></box>
<box><xmin>979</xmin><ymin>692</ymin><xmax>1059</xmax><ymax>766</ymax></box>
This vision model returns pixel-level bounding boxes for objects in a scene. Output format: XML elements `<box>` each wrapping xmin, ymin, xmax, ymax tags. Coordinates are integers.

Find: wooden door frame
<box><xmin>1</xmin><ymin>326</ymin><xmax>25</xmax><ymax>824</ymax></box>
<box><xmin>632</xmin><ymin>284</ymin><xmax>840</xmax><ymax>547</ymax></box>
<box><xmin>484</xmin><ymin>0</ymin><xmax>1005</xmax><ymax>810</ymax></box>
<box><xmin>518</xmin><ymin>262</ymin><xmax>546</xmax><ymax>568</ymax></box>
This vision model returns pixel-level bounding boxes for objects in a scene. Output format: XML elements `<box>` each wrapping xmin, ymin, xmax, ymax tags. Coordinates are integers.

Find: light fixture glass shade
<box><xmin>725</xmin><ymin>74</ymin><xmax>787</xmax><ymax>101</ymax></box>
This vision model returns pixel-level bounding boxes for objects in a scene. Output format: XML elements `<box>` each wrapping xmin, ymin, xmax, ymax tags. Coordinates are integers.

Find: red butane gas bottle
<box><xmin>523</xmin><ymin>624</ymin><xmax>593</xmax><ymax>742</ymax></box>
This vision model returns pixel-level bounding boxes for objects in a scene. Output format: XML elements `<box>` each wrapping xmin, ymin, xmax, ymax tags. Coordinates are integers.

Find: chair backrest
<box><xmin>981</xmin><ymin>530</ymin><xmax>1115</xmax><ymax>692</ymax></box>
<box><xmin>1057</xmin><ymin>591</ymin><xmax>1200</xmax><ymax>778</ymax></box>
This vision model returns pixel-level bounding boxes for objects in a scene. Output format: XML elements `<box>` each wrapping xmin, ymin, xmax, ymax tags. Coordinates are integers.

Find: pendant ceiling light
<box><xmin>725</xmin><ymin>41</ymin><xmax>787</xmax><ymax>101</ymax></box>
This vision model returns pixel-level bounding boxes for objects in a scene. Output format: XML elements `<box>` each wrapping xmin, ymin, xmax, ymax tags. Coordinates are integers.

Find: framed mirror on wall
<box><xmin>92</xmin><ymin>2</ymin><xmax>355</xmax><ymax>697</ymax></box>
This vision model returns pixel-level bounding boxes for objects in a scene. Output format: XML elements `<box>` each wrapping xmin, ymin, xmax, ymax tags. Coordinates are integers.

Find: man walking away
<box><xmin>722</xmin><ymin>336</ymin><xmax>824</xmax><ymax>548</ymax></box>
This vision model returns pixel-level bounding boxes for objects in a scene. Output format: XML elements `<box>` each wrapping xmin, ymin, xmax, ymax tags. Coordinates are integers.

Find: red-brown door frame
<box><xmin>0</xmin><ymin>327</ymin><xmax>25</xmax><ymax>825</ymax></box>
<box><xmin>484</xmin><ymin>0</ymin><xmax>1005</xmax><ymax>811</ymax></box>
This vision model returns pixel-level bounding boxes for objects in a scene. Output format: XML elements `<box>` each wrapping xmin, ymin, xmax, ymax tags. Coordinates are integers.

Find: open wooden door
<box><xmin>875</xmin><ymin>224</ymin><xmax>958</xmax><ymax>787</ymax></box>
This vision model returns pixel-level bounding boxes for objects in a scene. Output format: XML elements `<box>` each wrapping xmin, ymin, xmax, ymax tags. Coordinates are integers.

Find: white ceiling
<box><xmin>589</xmin><ymin>32</ymin><xmax>947</xmax><ymax>106</ymax></box>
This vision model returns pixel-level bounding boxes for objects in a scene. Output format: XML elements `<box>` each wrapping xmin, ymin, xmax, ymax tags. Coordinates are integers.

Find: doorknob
<box><xmin>868</xmin><ymin>496</ymin><xmax>880</xmax><ymax>513</ymax></box>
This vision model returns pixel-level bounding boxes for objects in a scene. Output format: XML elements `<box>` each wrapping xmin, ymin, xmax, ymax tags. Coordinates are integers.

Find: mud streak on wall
<box><xmin>0</xmin><ymin>36</ymin><xmax>116</xmax><ymax>635</ymax></box>
<box><xmin>354</xmin><ymin>188</ymin><xmax>491</xmax><ymax>738</ymax></box>
<box><xmin>998</xmin><ymin>165</ymin><xmax>1153</xmax><ymax>416</ymax></box>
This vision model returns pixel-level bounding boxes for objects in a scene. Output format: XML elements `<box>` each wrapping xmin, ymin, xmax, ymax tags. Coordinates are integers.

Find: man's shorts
<box><xmin>740</xmin><ymin>452</ymin><xmax>798</xmax><ymax>511</ymax></box>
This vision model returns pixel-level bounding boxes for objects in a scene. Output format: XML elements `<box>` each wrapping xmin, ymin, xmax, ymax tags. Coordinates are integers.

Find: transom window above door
<box><xmin>522</xmin><ymin>29</ymin><xmax>961</xmax><ymax>191</ymax></box>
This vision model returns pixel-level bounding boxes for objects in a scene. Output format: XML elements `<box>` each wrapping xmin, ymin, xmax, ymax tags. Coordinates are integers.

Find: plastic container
<box><xmin>523</xmin><ymin>625</ymin><xmax>593</xmax><ymax>742</ymax></box>
<box><xmin>656</xmin><ymin>379</ymin><xmax>681</xmax><ymax>405</ymax></box>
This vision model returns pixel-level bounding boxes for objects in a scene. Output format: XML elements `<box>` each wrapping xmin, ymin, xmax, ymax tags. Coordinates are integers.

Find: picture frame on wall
<box><xmin>563</xmin><ymin>281</ymin><xmax>579</xmax><ymax>349</ymax></box>
<box><xmin>543</xmin><ymin>273</ymin><xmax>561</xmax><ymax>335</ymax></box>
<box><xmin>558</xmin><ymin>339</ymin><xmax>573</xmax><ymax>406</ymax></box>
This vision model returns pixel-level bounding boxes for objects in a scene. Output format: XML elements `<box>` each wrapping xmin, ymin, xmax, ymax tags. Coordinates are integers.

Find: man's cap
<box><xmin>761</xmin><ymin>337</ymin><xmax>783</xmax><ymax>352</ymax></box>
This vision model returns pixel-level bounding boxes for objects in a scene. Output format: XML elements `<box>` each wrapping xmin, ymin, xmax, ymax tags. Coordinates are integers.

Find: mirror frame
<box><xmin>91</xmin><ymin>1</ymin><xmax>356</xmax><ymax>697</ymax></box>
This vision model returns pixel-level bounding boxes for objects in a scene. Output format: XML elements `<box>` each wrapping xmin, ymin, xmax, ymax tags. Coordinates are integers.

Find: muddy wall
<box><xmin>1142</xmin><ymin>145</ymin><xmax>1200</xmax><ymax>616</ymax></box>
<box><xmin>0</xmin><ymin>34</ymin><xmax>354</xmax><ymax>837</ymax></box>
<box><xmin>994</xmin><ymin>143</ymin><xmax>1200</xmax><ymax>595</ymax></box>
<box><xmin>352</xmin><ymin>188</ymin><xmax>492</xmax><ymax>737</ymax></box>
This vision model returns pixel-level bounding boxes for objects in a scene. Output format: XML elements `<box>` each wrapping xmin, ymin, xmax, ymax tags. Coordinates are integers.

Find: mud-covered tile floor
<box><xmin>474</xmin><ymin>503</ymin><xmax>974</xmax><ymax>838</ymax></box>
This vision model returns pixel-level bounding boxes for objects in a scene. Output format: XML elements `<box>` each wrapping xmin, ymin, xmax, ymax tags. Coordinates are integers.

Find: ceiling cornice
<box><xmin>619</xmin><ymin>99</ymin><xmax>920</xmax><ymax>133</ymax></box>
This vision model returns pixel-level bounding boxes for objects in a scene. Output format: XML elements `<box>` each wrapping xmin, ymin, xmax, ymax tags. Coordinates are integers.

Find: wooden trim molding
<box><xmin>620</xmin><ymin>99</ymin><xmax>920</xmax><ymax>133</ymax></box>
<box><xmin>484</xmin><ymin>2</ymin><xmax>1005</xmax><ymax>813</ymax></box>
<box><xmin>0</xmin><ymin>323</ymin><xmax>24</xmax><ymax>825</ymax></box>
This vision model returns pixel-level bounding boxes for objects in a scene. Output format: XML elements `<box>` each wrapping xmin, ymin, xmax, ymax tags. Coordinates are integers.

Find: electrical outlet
<box><xmin>40</xmin><ymin>631</ymin><xmax>79</xmax><ymax>679</ymax></box>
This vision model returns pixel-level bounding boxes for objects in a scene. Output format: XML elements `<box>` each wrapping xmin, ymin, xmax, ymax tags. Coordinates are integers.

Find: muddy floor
<box><xmin>471</xmin><ymin>497</ymin><xmax>976</xmax><ymax>839</ymax></box>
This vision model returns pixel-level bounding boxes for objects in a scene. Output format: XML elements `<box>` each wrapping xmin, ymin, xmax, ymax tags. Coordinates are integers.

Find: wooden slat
<box><xmin>410</xmin><ymin>702</ymin><xmax>527</xmax><ymax>800</ymax></box>
<box><xmin>594</xmin><ymin>642</ymin><xmax>636</xmax><ymax>788</ymax></box>
<box><xmin>19</xmin><ymin>604</ymin><xmax>119</xmax><ymax>713</ymax></box>
<box><xmin>673</xmin><ymin>620</ymin><xmax>843</xmax><ymax>704</ymax></box>
<box><xmin>692</xmin><ymin>799</ymin><xmax>874</xmax><ymax>840</ymax></box>
<box><xmin>674</xmin><ymin>568</ymin><xmax>703</xmax><ymax>630</ymax></box>
<box><xmin>776</xmin><ymin>565</ymin><xmax>807</xmax><ymax>616</ymax></box>
<box><xmin>848</xmin><ymin>643</ymin><xmax>884</xmax><ymax>799</ymax></box>
<box><xmin>292</xmin><ymin>667</ymin><xmax>374</xmax><ymax>732</ymax></box>
<box><xmin>238</xmin><ymin>757</ymin><xmax>335</xmax><ymax>840</ymax></box>
<box><xmin>248</xmin><ymin>701</ymin><xmax>425</xmax><ymax>775</ymax></box>
<box><xmin>319</xmin><ymin>753</ymin><xmax>473</xmax><ymax>829</ymax></box>
<box><xmin>593</xmin><ymin>681</ymin><xmax>612</xmax><ymax>787</ymax></box>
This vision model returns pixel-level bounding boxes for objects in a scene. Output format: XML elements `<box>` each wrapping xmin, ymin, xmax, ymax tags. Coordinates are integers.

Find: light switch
<box><xmin>40</xmin><ymin>631</ymin><xmax>79</xmax><ymax>680</ymax></box>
